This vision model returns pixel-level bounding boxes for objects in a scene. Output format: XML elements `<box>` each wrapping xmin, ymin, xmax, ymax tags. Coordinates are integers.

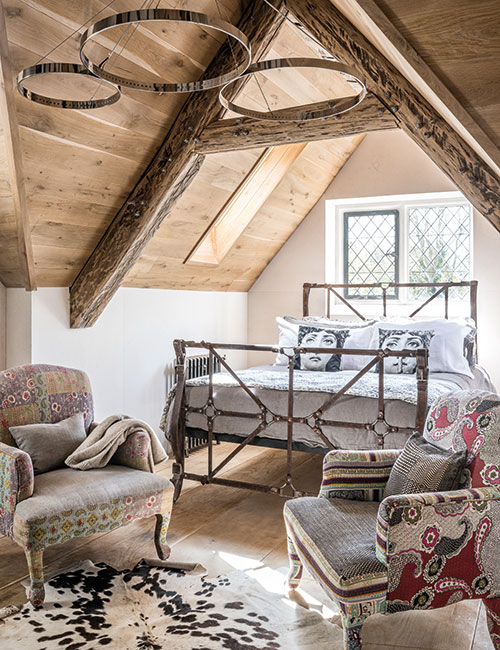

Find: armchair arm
<box><xmin>112</xmin><ymin>431</ymin><xmax>153</xmax><ymax>472</ymax></box>
<box><xmin>319</xmin><ymin>449</ymin><xmax>402</xmax><ymax>501</ymax></box>
<box><xmin>0</xmin><ymin>442</ymin><xmax>34</xmax><ymax>537</ymax></box>
<box><xmin>376</xmin><ymin>486</ymin><xmax>500</xmax><ymax>609</ymax></box>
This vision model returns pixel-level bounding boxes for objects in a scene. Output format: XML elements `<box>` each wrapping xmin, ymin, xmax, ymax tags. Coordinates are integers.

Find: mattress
<box><xmin>161</xmin><ymin>364</ymin><xmax>494</xmax><ymax>453</ymax></box>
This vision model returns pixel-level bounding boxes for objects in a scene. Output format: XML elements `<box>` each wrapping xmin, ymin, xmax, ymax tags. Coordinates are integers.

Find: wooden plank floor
<box><xmin>0</xmin><ymin>443</ymin><xmax>493</xmax><ymax>649</ymax></box>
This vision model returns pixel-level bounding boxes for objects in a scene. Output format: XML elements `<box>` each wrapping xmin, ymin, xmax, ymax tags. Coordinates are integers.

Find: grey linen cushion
<box><xmin>383</xmin><ymin>432</ymin><xmax>467</xmax><ymax>499</ymax></box>
<box><xmin>9</xmin><ymin>413</ymin><xmax>87</xmax><ymax>474</ymax></box>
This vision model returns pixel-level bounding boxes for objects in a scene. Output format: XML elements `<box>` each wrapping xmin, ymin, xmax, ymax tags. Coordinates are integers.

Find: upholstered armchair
<box><xmin>284</xmin><ymin>390</ymin><xmax>500</xmax><ymax>650</ymax></box>
<box><xmin>0</xmin><ymin>364</ymin><xmax>174</xmax><ymax>607</ymax></box>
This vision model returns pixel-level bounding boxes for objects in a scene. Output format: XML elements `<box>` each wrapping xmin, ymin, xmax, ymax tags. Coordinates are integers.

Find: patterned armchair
<box><xmin>0</xmin><ymin>364</ymin><xmax>174</xmax><ymax>607</ymax></box>
<box><xmin>284</xmin><ymin>390</ymin><xmax>500</xmax><ymax>649</ymax></box>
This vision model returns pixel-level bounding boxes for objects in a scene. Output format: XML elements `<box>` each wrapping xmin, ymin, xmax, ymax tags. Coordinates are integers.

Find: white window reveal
<box><xmin>326</xmin><ymin>192</ymin><xmax>473</xmax><ymax>303</ymax></box>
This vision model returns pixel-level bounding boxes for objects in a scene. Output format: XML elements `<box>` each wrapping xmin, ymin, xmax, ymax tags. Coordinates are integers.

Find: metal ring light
<box><xmin>16</xmin><ymin>62</ymin><xmax>121</xmax><ymax>109</ymax></box>
<box><xmin>219</xmin><ymin>58</ymin><xmax>366</xmax><ymax>121</ymax></box>
<box><xmin>80</xmin><ymin>9</ymin><xmax>251</xmax><ymax>93</ymax></box>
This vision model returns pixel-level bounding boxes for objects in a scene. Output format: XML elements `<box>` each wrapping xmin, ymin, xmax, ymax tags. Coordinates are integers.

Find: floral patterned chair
<box><xmin>0</xmin><ymin>364</ymin><xmax>174</xmax><ymax>607</ymax></box>
<box><xmin>284</xmin><ymin>390</ymin><xmax>500</xmax><ymax>649</ymax></box>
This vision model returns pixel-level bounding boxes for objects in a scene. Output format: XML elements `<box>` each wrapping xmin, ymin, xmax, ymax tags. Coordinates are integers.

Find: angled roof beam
<box><xmin>0</xmin><ymin>4</ymin><xmax>36</xmax><ymax>290</ymax></box>
<box><xmin>331</xmin><ymin>0</ymin><xmax>500</xmax><ymax>177</ymax></box>
<box><xmin>185</xmin><ymin>142</ymin><xmax>307</xmax><ymax>265</ymax></box>
<box><xmin>285</xmin><ymin>0</ymin><xmax>500</xmax><ymax>231</ymax></box>
<box><xmin>69</xmin><ymin>0</ymin><xmax>286</xmax><ymax>328</ymax></box>
<box><xmin>195</xmin><ymin>92</ymin><xmax>397</xmax><ymax>154</ymax></box>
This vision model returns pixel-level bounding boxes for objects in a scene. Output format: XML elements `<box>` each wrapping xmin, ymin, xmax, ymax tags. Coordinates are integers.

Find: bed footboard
<box><xmin>170</xmin><ymin>340</ymin><xmax>429</xmax><ymax>501</ymax></box>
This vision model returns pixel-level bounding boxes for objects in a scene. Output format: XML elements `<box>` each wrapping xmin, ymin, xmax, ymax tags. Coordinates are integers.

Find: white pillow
<box><xmin>275</xmin><ymin>316</ymin><xmax>375</xmax><ymax>368</ymax></box>
<box><xmin>370</xmin><ymin>319</ymin><xmax>474</xmax><ymax>378</ymax></box>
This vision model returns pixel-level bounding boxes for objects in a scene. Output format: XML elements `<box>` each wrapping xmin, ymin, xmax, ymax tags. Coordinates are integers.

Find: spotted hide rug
<box><xmin>0</xmin><ymin>560</ymin><xmax>338</xmax><ymax>649</ymax></box>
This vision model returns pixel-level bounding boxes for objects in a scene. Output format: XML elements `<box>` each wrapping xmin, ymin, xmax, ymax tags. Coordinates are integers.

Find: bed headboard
<box><xmin>302</xmin><ymin>281</ymin><xmax>478</xmax><ymax>323</ymax></box>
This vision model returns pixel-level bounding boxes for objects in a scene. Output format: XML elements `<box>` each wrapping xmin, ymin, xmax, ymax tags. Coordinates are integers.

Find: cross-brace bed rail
<box><xmin>170</xmin><ymin>341</ymin><xmax>428</xmax><ymax>501</ymax></box>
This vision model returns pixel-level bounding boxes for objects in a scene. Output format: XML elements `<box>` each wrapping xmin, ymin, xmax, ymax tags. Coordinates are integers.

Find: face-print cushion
<box><xmin>294</xmin><ymin>326</ymin><xmax>349</xmax><ymax>372</ymax></box>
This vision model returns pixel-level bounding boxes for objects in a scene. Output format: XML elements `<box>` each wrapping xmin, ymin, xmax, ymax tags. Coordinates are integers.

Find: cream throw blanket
<box><xmin>66</xmin><ymin>415</ymin><xmax>167</xmax><ymax>472</ymax></box>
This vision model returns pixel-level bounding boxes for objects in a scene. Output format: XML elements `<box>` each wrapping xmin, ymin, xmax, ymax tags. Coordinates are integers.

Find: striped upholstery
<box><xmin>284</xmin><ymin>497</ymin><xmax>386</xmax><ymax>603</ymax></box>
<box><xmin>320</xmin><ymin>449</ymin><xmax>401</xmax><ymax>502</ymax></box>
<box><xmin>284</xmin><ymin>390</ymin><xmax>500</xmax><ymax>650</ymax></box>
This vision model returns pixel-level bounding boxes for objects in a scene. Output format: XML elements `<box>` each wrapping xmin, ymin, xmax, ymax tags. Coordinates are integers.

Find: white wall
<box><xmin>6</xmin><ymin>287</ymin><xmax>32</xmax><ymax>368</ymax></box>
<box><xmin>248</xmin><ymin>129</ymin><xmax>500</xmax><ymax>387</ymax></box>
<box><xmin>0</xmin><ymin>281</ymin><xmax>5</xmax><ymax>370</ymax></box>
<box><xmin>8</xmin><ymin>287</ymin><xmax>247</xmax><ymax>436</ymax></box>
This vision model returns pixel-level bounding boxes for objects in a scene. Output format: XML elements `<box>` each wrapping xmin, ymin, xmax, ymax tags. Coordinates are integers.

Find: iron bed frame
<box><xmin>170</xmin><ymin>280</ymin><xmax>478</xmax><ymax>500</ymax></box>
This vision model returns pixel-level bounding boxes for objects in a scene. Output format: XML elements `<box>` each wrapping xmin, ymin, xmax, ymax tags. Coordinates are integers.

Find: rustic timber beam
<box><xmin>70</xmin><ymin>0</ymin><xmax>286</xmax><ymax>328</ymax></box>
<box><xmin>332</xmin><ymin>0</ymin><xmax>500</xmax><ymax>176</ymax></box>
<box><xmin>195</xmin><ymin>92</ymin><xmax>396</xmax><ymax>154</ymax></box>
<box><xmin>0</xmin><ymin>4</ymin><xmax>36</xmax><ymax>290</ymax></box>
<box><xmin>285</xmin><ymin>0</ymin><xmax>500</xmax><ymax>230</ymax></box>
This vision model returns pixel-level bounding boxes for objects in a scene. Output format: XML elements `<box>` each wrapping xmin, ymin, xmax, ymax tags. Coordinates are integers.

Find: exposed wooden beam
<box><xmin>0</xmin><ymin>4</ymin><xmax>36</xmax><ymax>290</ymax></box>
<box><xmin>186</xmin><ymin>143</ymin><xmax>307</xmax><ymax>265</ymax></box>
<box><xmin>332</xmin><ymin>0</ymin><xmax>500</xmax><ymax>176</ymax></box>
<box><xmin>70</xmin><ymin>0</ymin><xmax>286</xmax><ymax>328</ymax></box>
<box><xmin>285</xmin><ymin>0</ymin><xmax>500</xmax><ymax>230</ymax></box>
<box><xmin>195</xmin><ymin>93</ymin><xmax>397</xmax><ymax>154</ymax></box>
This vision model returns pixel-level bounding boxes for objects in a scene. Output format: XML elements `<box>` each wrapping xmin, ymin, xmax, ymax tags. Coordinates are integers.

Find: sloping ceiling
<box><xmin>0</xmin><ymin>0</ymin><xmax>363</xmax><ymax>290</ymax></box>
<box><xmin>0</xmin><ymin>0</ymin><xmax>499</xmax><ymax>307</ymax></box>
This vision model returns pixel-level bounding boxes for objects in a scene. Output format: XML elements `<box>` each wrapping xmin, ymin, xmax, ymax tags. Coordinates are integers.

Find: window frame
<box><xmin>343</xmin><ymin>208</ymin><xmax>400</xmax><ymax>299</ymax></box>
<box><xmin>325</xmin><ymin>191</ymin><xmax>473</xmax><ymax>307</ymax></box>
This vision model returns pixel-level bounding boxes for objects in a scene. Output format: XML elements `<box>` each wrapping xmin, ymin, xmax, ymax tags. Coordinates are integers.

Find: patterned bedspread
<box><xmin>183</xmin><ymin>367</ymin><xmax>457</xmax><ymax>407</ymax></box>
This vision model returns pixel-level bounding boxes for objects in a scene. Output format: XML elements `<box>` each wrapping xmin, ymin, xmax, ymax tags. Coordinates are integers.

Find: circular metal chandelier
<box><xmin>16</xmin><ymin>62</ymin><xmax>121</xmax><ymax>109</ymax></box>
<box><xmin>79</xmin><ymin>9</ymin><xmax>251</xmax><ymax>93</ymax></box>
<box><xmin>219</xmin><ymin>58</ymin><xmax>366</xmax><ymax>121</ymax></box>
<box><xmin>15</xmin><ymin>3</ymin><xmax>367</xmax><ymax>122</ymax></box>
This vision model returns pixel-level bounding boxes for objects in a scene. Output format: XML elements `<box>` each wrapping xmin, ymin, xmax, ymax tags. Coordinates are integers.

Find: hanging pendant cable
<box><xmin>261</xmin><ymin>0</ymin><xmax>337</xmax><ymax>61</ymax></box>
<box><xmin>89</xmin><ymin>0</ymin><xmax>154</xmax><ymax>101</ymax></box>
<box><xmin>215</xmin><ymin>0</ymin><xmax>274</xmax><ymax>115</ymax></box>
<box><xmin>35</xmin><ymin>0</ymin><xmax>118</xmax><ymax>65</ymax></box>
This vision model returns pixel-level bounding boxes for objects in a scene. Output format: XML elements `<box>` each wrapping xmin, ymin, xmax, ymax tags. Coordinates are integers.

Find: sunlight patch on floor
<box><xmin>218</xmin><ymin>551</ymin><xmax>338</xmax><ymax>620</ymax></box>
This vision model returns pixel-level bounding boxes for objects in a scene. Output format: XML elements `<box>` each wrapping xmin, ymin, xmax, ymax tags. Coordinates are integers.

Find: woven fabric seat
<box><xmin>13</xmin><ymin>466</ymin><xmax>173</xmax><ymax>551</ymax></box>
<box><xmin>284</xmin><ymin>497</ymin><xmax>386</xmax><ymax>601</ymax></box>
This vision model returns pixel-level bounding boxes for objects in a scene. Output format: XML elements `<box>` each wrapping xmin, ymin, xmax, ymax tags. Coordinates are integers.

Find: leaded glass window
<box><xmin>408</xmin><ymin>205</ymin><xmax>471</xmax><ymax>299</ymax></box>
<box><xmin>343</xmin><ymin>209</ymin><xmax>399</xmax><ymax>298</ymax></box>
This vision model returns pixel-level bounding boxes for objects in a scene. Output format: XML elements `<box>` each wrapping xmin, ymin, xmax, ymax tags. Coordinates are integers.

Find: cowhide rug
<box><xmin>0</xmin><ymin>560</ymin><xmax>339</xmax><ymax>649</ymax></box>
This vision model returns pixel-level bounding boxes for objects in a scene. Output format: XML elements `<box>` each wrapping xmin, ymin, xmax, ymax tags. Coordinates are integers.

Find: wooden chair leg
<box><xmin>24</xmin><ymin>548</ymin><xmax>44</xmax><ymax>608</ymax></box>
<box><xmin>154</xmin><ymin>512</ymin><xmax>172</xmax><ymax>560</ymax></box>
<box><xmin>484</xmin><ymin>597</ymin><xmax>500</xmax><ymax>650</ymax></box>
<box><xmin>286</xmin><ymin>534</ymin><xmax>303</xmax><ymax>589</ymax></box>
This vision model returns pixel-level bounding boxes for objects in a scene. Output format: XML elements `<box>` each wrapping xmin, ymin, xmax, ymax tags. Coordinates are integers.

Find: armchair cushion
<box><xmin>320</xmin><ymin>449</ymin><xmax>401</xmax><ymax>501</ymax></box>
<box><xmin>284</xmin><ymin>497</ymin><xmax>386</xmax><ymax>603</ymax></box>
<box><xmin>9</xmin><ymin>413</ymin><xmax>86</xmax><ymax>474</ymax></box>
<box><xmin>383</xmin><ymin>432</ymin><xmax>467</xmax><ymax>498</ymax></box>
<box><xmin>0</xmin><ymin>365</ymin><xmax>93</xmax><ymax>447</ymax></box>
<box><xmin>12</xmin><ymin>465</ymin><xmax>173</xmax><ymax>551</ymax></box>
<box><xmin>0</xmin><ymin>443</ymin><xmax>34</xmax><ymax>537</ymax></box>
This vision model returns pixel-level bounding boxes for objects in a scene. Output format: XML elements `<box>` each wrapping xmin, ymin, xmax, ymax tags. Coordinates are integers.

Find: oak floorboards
<box><xmin>0</xmin><ymin>444</ymin><xmax>493</xmax><ymax>649</ymax></box>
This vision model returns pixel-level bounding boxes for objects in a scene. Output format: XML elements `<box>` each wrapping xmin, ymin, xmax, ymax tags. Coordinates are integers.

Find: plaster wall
<box><xmin>0</xmin><ymin>281</ymin><xmax>5</xmax><ymax>370</ymax></box>
<box><xmin>6</xmin><ymin>287</ymin><xmax>247</xmax><ymax>437</ymax></box>
<box><xmin>248</xmin><ymin>130</ymin><xmax>500</xmax><ymax>387</ymax></box>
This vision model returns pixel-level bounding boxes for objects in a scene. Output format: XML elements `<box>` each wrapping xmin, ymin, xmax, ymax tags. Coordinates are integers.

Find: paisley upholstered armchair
<box><xmin>0</xmin><ymin>364</ymin><xmax>174</xmax><ymax>607</ymax></box>
<box><xmin>284</xmin><ymin>390</ymin><xmax>500</xmax><ymax>649</ymax></box>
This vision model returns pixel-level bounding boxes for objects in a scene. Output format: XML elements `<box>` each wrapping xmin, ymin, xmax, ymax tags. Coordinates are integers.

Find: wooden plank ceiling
<box><xmin>0</xmin><ymin>0</ymin><xmax>364</xmax><ymax>291</ymax></box>
<box><xmin>0</xmin><ymin>0</ymin><xmax>499</xmax><ymax>298</ymax></box>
